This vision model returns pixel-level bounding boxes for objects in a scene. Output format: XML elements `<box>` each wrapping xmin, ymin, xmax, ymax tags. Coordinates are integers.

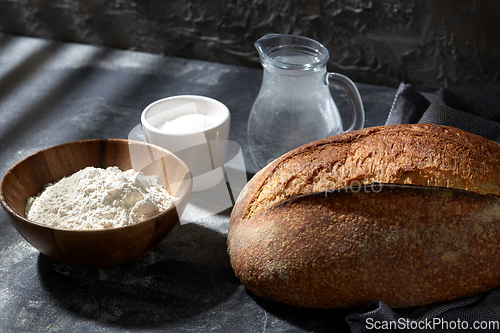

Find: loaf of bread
<box><xmin>227</xmin><ymin>123</ymin><xmax>500</xmax><ymax>309</ymax></box>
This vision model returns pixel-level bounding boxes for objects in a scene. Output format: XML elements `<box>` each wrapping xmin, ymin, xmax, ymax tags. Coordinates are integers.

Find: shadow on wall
<box><xmin>0</xmin><ymin>0</ymin><xmax>498</xmax><ymax>92</ymax></box>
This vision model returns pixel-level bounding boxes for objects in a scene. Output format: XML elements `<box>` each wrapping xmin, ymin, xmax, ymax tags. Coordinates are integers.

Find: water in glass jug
<box><xmin>248</xmin><ymin>34</ymin><xmax>365</xmax><ymax>169</ymax></box>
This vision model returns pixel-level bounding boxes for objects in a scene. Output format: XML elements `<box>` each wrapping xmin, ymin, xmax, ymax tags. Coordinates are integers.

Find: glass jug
<box><xmin>248</xmin><ymin>34</ymin><xmax>365</xmax><ymax>169</ymax></box>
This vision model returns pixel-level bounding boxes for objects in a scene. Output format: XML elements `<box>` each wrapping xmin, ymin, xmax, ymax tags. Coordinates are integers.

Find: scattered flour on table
<box><xmin>159</xmin><ymin>113</ymin><xmax>214</xmax><ymax>133</ymax></box>
<box><xmin>25</xmin><ymin>166</ymin><xmax>177</xmax><ymax>230</ymax></box>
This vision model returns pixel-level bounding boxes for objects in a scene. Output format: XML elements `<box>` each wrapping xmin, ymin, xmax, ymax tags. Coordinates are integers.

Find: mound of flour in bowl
<box><xmin>25</xmin><ymin>166</ymin><xmax>177</xmax><ymax>230</ymax></box>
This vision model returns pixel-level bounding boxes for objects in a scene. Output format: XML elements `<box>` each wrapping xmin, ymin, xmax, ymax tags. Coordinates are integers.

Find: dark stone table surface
<box><xmin>0</xmin><ymin>33</ymin><xmax>413</xmax><ymax>332</ymax></box>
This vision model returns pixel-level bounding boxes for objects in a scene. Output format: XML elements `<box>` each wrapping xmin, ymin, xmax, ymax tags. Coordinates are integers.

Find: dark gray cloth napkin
<box><xmin>346</xmin><ymin>83</ymin><xmax>500</xmax><ymax>332</ymax></box>
<box><xmin>386</xmin><ymin>83</ymin><xmax>500</xmax><ymax>141</ymax></box>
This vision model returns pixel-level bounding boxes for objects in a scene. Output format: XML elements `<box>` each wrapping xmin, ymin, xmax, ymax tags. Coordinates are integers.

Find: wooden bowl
<box><xmin>0</xmin><ymin>139</ymin><xmax>192</xmax><ymax>267</ymax></box>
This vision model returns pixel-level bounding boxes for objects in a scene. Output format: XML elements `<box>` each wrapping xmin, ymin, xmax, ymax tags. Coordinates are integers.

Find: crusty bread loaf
<box><xmin>227</xmin><ymin>123</ymin><xmax>500</xmax><ymax>309</ymax></box>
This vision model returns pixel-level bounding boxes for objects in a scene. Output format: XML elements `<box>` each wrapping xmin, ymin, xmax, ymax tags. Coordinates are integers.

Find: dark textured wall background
<box><xmin>0</xmin><ymin>0</ymin><xmax>498</xmax><ymax>92</ymax></box>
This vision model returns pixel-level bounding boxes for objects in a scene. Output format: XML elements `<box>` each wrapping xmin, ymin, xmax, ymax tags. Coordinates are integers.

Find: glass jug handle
<box><xmin>326</xmin><ymin>73</ymin><xmax>365</xmax><ymax>132</ymax></box>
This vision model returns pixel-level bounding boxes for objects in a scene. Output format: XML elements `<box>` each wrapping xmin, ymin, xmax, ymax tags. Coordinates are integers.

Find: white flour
<box><xmin>25</xmin><ymin>166</ymin><xmax>176</xmax><ymax>230</ymax></box>
<box><xmin>159</xmin><ymin>113</ymin><xmax>214</xmax><ymax>133</ymax></box>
